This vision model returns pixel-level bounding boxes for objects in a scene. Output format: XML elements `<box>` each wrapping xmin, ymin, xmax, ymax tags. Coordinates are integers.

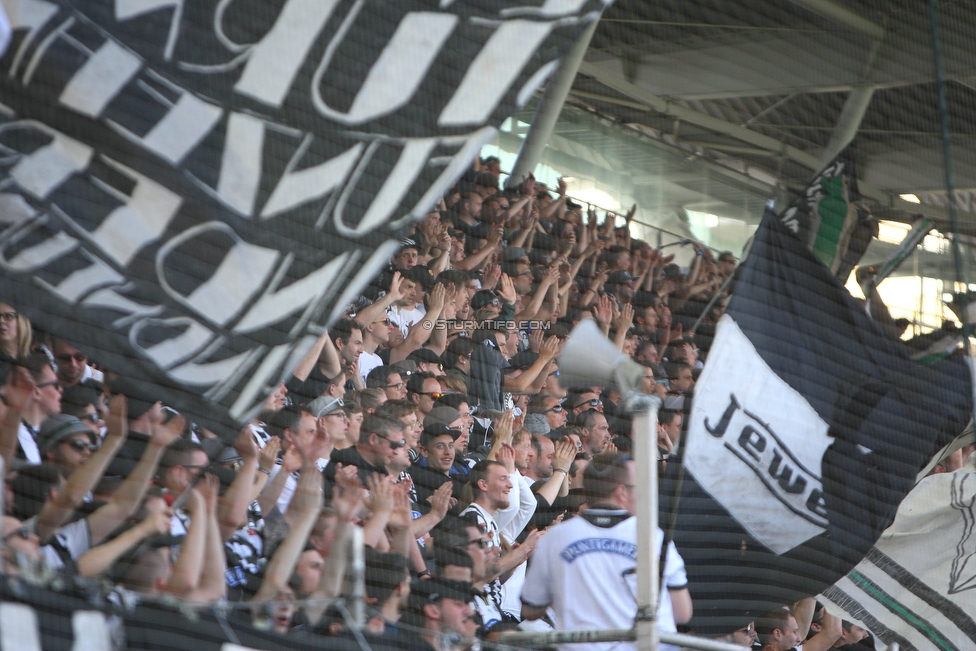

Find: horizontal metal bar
<box><xmin>497</xmin><ymin>627</ymin><xmax>749</xmax><ymax>651</ymax></box>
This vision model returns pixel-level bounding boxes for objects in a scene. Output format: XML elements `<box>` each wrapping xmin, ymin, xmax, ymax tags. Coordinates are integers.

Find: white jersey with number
<box><xmin>521</xmin><ymin>509</ymin><xmax>687</xmax><ymax>651</ymax></box>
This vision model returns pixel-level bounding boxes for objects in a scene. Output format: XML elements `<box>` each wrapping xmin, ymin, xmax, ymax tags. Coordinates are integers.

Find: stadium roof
<box><xmin>554</xmin><ymin>0</ymin><xmax>976</xmax><ymax>231</ymax></box>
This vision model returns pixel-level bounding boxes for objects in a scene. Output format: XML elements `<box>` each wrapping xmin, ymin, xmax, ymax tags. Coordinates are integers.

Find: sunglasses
<box><xmin>55</xmin><ymin>352</ymin><xmax>87</xmax><ymax>363</ymax></box>
<box><xmin>381</xmin><ymin>436</ymin><xmax>407</xmax><ymax>450</ymax></box>
<box><xmin>548</xmin><ymin>370</ymin><xmax>560</xmax><ymax>377</ymax></box>
<box><xmin>421</xmin><ymin>391</ymin><xmax>450</xmax><ymax>400</ymax></box>
<box><xmin>2</xmin><ymin>526</ymin><xmax>30</xmax><ymax>542</ymax></box>
<box><xmin>579</xmin><ymin>399</ymin><xmax>602</xmax><ymax>408</ymax></box>
<box><xmin>35</xmin><ymin>380</ymin><xmax>61</xmax><ymax>390</ymax></box>
<box><xmin>66</xmin><ymin>439</ymin><xmax>97</xmax><ymax>452</ymax></box>
<box><xmin>544</xmin><ymin>405</ymin><xmax>564</xmax><ymax>413</ymax></box>
<box><xmin>373</xmin><ymin>318</ymin><xmax>392</xmax><ymax>326</ymax></box>
<box><xmin>737</xmin><ymin>622</ymin><xmax>755</xmax><ymax>634</ymax></box>
<box><xmin>78</xmin><ymin>412</ymin><xmax>102</xmax><ymax>423</ymax></box>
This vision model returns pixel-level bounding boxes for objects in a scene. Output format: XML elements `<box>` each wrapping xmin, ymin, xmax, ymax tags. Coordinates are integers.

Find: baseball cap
<box><xmin>508</xmin><ymin>351</ymin><xmax>538</xmax><ymax>371</ymax></box>
<box><xmin>200</xmin><ymin>437</ymin><xmax>242</xmax><ymax>464</ymax></box>
<box><xmin>399</xmin><ymin>237</ymin><xmax>419</xmax><ymax>251</ymax></box>
<box><xmin>408</xmin><ymin>348</ymin><xmax>443</xmax><ymax>366</ymax></box>
<box><xmin>409</xmin><ymin>577</ymin><xmax>478</xmax><ymax>614</ymax></box>
<box><xmin>420</xmin><ymin>422</ymin><xmax>462</xmax><ymax>446</ymax></box>
<box><xmin>425</xmin><ymin>406</ymin><xmax>462</xmax><ymax>429</ymax></box>
<box><xmin>38</xmin><ymin>414</ymin><xmax>97</xmax><ymax>452</ymax></box>
<box><xmin>391</xmin><ymin>360</ymin><xmax>419</xmax><ymax>377</ymax></box>
<box><xmin>607</xmin><ymin>270</ymin><xmax>634</xmax><ymax>286</ymax></box>
<box><xmin>404</xmin><ymin>265</ymin><xmax>435</xmax><ymax>290</ymax></box>
<box><xmin>471</xmin><ymin>290</ymin><xmax>500</xmax><ymax>310</ymax></box>
<box><xmin>308</xmin><ymin>396</ymin><xmax>345</xmax><ymax>418</ymax></box>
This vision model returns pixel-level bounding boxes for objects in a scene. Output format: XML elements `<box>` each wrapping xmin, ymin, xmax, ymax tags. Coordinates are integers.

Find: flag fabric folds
<box><xmin>778</xmin><ymin>143</ymin><xmax>876</xmax><ymax>283</ymax></box>
<box><xmin>671</xmin><ymin>213</ymin><xmax>972</xmax><ymax>635</ymax></box>
<box><xmin>822</xmin><ymin>457</ymin><xmax>976</xmax><ymax>651</ymax></box>
<box><xmin>0</xmin><ymin>0</ymin><xmax>608</xmax><ymax>436</ymax></box>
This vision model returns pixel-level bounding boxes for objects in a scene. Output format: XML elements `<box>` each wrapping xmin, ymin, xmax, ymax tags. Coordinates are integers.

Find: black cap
<box><xmin>607</xmin><ymin>270</ymin><xmax>634</xmax><ymax>286</ymax></box>
<box><xmin>408</xmin><ymin>348</ymin><xmax>443</xmax><ymax>366</ymax></box>
<box><xmin>405</xmin><ymin>265</ymin><xmax>435</xmax><ymax>290</ymax></box>
<box><xmin>471</xmin><ymin>290</ymin><xmax>500</xmax><ymax>310</ymax></box>
<box><xmin>421</xmin><ymin>422</ymin><xmax>461</xmax><ymax>446</ymax></box>
<box><xmin>408</xmin><ymin>577</ymin><xmax>478</xmax><ymax>614</ymax></box>
<box><xmin>508</xmin><ymin>351</ymin><xmax>538</xmax><ymax>371</ymax></box>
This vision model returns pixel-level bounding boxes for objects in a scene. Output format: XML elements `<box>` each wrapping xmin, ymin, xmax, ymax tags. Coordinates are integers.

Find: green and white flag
<box><xmin>822</xmin><ymin>457</ymin><xmax>976</xmax><ymax>651</ymax></box>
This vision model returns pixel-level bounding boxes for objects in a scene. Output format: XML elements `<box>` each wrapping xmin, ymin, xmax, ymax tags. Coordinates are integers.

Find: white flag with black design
<box><xmin>822</xmin><ymin>457</ymin><xmax>976</xmax><ymax>651</ymax></box>
<box><xmin>667</xmin><ymin>214</ymin><xmax>972</xmax><ymax>635</ymax></box>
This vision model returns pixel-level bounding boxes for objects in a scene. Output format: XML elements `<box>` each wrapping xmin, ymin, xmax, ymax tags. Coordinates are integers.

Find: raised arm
<box><xmin>165</xmin><ymin>487</ymin><xmax>207</xmax><ymax>597</ymax></box>
<box><xmin>76</xmin><ymin>509</ymin><xmax>170</xmax><ymax>578</ymax></box>
<box><xmin>251</xmin><ymin>458</ymin><xmax>323</xmax><ymax>603</ymax></box>
<box><xmin>186</xmin><ymin>477</ymin><xmax>228</xmax><ymax>603</ymax></box>
<box><xmin>0</xmin><ymin>366</ymin><xmax>34</xmax><ymax>469</ymax></box>
<box><xmin>216</xmin><ymin>427</ymin><xmax>259</xmax><ymax>541</ymax></box>
<box><xmin>34</xmin><ymin>395</ymin><xmax>130</xmax><ymax>542</ymax></box>
<box><xmin>533</xmin><ymin>439</ymin><xmax>574</xmax><ymax>505</ymax></box>
<box><xmin>84</xmin><ymin>403</ymin><xmax>184</xmax><ymax>546</ymax></box>
<box><xmin>356</xmin><ymin>272</ymin><xmax>403</xmax><ymax>326</ymax></box>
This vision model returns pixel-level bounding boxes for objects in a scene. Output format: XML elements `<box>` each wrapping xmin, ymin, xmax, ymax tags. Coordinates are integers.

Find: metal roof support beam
<box><xmin>576</xmin><ymin>62</ymin><xmax>949</xmax><ymax>223</ymax></box>
<box><xmin>506</xmin><ymin>18</ymin><xmax>599</xmax><ymax>189</ymax></box>
<box><xmin>818</xmin><ymin>37</ymin><xmax>884</xmax><ymax>168</ymax></box>
<box><xmin>817</xmin><ymin>84</ymin><xmax>875</xmax><ymax>169</ymax></box>
<box><xmin>785</xmin><ymin>0</ymin><xmax>885</xmax><ymax>40</ymax></box>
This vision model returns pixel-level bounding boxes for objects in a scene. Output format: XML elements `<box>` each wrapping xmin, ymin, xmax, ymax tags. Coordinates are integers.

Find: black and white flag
<box><xmin>669</xmin><ymin>214</ymin><xmax>973</xmax><ymax>634</ymax></box>
<box><xmin>0</xmin><ymin>0</ymin><xmax>609</xmax><ymax>435</ymax></box>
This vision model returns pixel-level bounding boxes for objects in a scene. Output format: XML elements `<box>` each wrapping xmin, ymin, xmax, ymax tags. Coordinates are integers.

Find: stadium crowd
<box><xmin>0</xmin><ymin>155</ymin><xmax>878</xmax><ymax>651</ymax></box>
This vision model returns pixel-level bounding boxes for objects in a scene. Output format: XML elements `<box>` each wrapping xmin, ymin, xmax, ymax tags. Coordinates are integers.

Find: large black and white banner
<box><xmin>669</xmin><ymin>214</ymin><xmax>972</xmax><ymax>635</ymax></box>
<box><xmin>0</xmin><ymin>0</ymin><xmax>608</xmax><ymax>435</ymax></box>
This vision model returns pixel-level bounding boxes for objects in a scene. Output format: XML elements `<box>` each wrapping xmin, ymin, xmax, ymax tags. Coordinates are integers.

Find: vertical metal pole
<box><xmin>348</xmin><ymin>525</ymin><xmax>365</xmax><ymax>630</ymax></box>
<box><xmin>506</xmin><ymin>18</ymin><xmax>600</xmax><ymax>189</ymax></box>
<box><xmin>633</xmin><ymin>399</ymin><xmax>661</xmax><ymax>651</ymax></box>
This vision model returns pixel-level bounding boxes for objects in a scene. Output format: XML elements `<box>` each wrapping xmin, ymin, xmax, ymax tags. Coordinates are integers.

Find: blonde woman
<box><xmin>0</xmin><ymin>302</ymin><xmax>32</xmax><ymax>360</ymax></box>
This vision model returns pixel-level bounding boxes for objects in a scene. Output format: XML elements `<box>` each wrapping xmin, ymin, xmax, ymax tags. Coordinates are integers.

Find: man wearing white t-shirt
<box><xmin>521</xmin><ymin>453</ymin><xmax>692</xmax><ymax>651</ymax></box>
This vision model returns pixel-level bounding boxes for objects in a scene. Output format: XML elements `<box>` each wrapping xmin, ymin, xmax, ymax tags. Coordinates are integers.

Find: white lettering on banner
<box><xmin>36</xmin><ymin>249</ymin><xmax>125</xmax><ymax>303</ymax></box>
<box><xmin>6</xmin><ymin>122</ymin><xmax>93</xmax><ymax>199</ymax></box>
<box><xmin>0</xmin><ymin>602</ymin><xmax>42</xmax><ymax>651</ymax></box>
<box><xmin>260</xmin><ymin>140</ymin><xmax>363</xmax><ymax>219</ymax></box>
<box><xmin>333</xmin><ymin>139</ymin><xmax>436</xmax><ymax>238</ymax></box>
<box><xmin>71</xmin><ymin>610</ymin><xmax>111</xmax><ymax>651</ymax></box>
<box><xmin>84</xmin><ymin>157</ymin><xmax>182</xmax><ymax>267</ymax></box>
<box><xmin>2</xmin><ymin>0</ymin><xmax>60</xmax><ymax>78</ymax></box>
<box><xmin>234</xmin><ymin>0</ymin><xmax>342</xmax><ymax>108</ymax></box>
<box><xmin>155</xmin><ymin>222</ymin><xmax>279</xmax><ymax>327</ymax></box>
<box><xmin>438</xmin><ymin>20</ymin><xmax>552</xmax><ymax>126</ymax></box>
<box><xmin>214</xmin><ymin>112</ymin><xmax>265</xmax><ymax>217</ymax></box>
<box><xmin>685</xmin><ymin>314</ymin><xmax>834</xmax><ymax>555</ymax></box>
<box><xmin>311</xmin><ymin>9</ymin><xmax>458</xmax><ymax>125</ymax></box>
<box><xmin>58</xmin><ymin>39</ymin><xmax>142</xmax><ymax>118</ymax></box>
<box><xmin>0</xmin><ymin>217</ymin><xmax>78</xmax><ymax>271</ymax></box>
<box><xmin>106</xmin><ymin>78</ymin><xmax>223</xmax><ymax>165</ymax></box>
<box><xmin>233</xmin><ymin>252</ymin><xmax>351</xmax><ymax>334</ymax></box>
<box><xmin>113</xmin><ymin>0</ymin><xmax>183</xmax><ymax>60</ymax></box>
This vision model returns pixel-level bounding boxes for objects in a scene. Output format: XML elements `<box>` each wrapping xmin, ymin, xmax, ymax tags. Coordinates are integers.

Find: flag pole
<box><xmin>629</xmin><ymin>393</ymin><xmax>662</xmax><ymax>651</ymax></box>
